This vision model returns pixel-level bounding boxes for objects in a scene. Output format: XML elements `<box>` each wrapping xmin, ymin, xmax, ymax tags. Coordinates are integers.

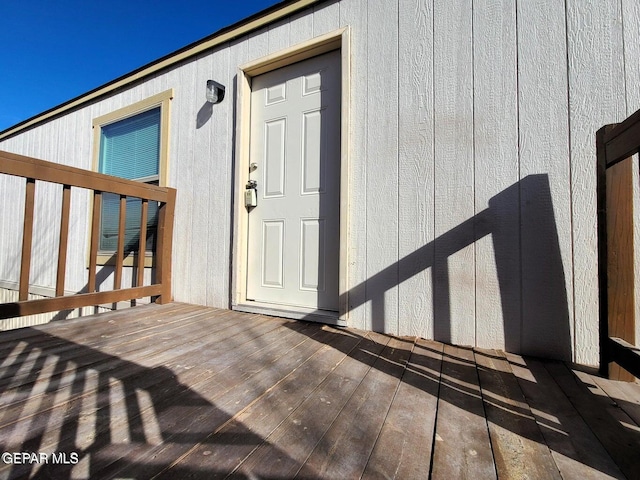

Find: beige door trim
<box><xmin>231</xmin><ymin>27</ymin><xmax>351</xmax><ymax>325</ymax></box>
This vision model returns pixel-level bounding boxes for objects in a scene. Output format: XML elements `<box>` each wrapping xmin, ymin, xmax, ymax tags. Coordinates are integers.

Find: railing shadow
<box><xmin>0</xmin><ymin>318</ymin><xmax>311</xmax><ymax>479</ymax></box>
<box><xmin>344</xmin><ymin>173</ymin><xmax>571</xmax><ymax>360</ymax></box>
<box><xmin>279</xmin><ymin>324</ymin><xmax>632</xmax><ymax>478</ymax></box>
<box><xmin>270</xmin><ymin>173</ymin><xmax>632</xmax><ymax>477</ymax></box>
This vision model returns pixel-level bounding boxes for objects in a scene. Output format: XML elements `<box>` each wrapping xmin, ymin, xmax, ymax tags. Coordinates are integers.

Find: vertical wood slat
<box><xmin>19</xmin><ymin>178</ymin><xmax>36</xmax><ymax>301</ymax></box>
<box><xmin>56</xmin><ymin>185</ymin><xmax>71</xmax><ymax>296</ymax></box>
<box><xmin>155</xmin><ymin>188</ymin><xmax>177</xmax><ymax>304</ymax></box>
<box><xmin>88</xmin><ymin>191</ymin><xmax>102</xmax><ymax>293</ymax></box>
<box><xmin>596</xmin><ymin>126</ymin><xmax>610</xmax><ymax>377</ymax></box>
<box><xmin>137</xmin><ymin>199</ymin><xmax>148</xmax><ymax>288</ymax></box>
<box><xmin>114</xmin><ymin>195</ymin><xmax>126</xmax><ymax>291</ymax></box>
<box><xmin>606</xmin><ymin>156</ymin><xmax>636</xmax><ymax>381</ymax></box>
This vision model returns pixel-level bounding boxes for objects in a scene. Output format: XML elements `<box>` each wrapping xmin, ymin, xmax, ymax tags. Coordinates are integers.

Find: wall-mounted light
<box><xmin>206</xmin><ymin>80</ymin><xmax>225</xmax><ymax>104</ymax></box>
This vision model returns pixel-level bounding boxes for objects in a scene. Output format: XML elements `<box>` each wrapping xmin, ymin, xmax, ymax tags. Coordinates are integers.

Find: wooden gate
<box><xmin>597</xmin><ymin>111</ymin><xmax>640</xmax><ymax>381</ymax></box>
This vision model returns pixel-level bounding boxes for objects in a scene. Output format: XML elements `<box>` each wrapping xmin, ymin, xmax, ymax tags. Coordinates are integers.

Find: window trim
<box><xmin>90</xmin><ymin>89</ymin><xmax>173</xmax><ymax>267</ymax></box>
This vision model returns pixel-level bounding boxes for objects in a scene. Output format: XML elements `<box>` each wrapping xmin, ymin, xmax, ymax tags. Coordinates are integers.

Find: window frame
<box><xmin>90</xmin><ymin>89</ymin><xmax>173</xmax><ymax>267</ymax></box>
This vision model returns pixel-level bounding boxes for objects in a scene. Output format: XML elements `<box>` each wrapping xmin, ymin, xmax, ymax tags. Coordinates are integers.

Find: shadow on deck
<box><xmin>0</xmin><ymin>303</ymin><xmax>639</xmax><ymax>479</ymax></box>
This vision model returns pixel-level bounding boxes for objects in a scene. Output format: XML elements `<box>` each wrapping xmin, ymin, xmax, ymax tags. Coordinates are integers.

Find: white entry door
<box><xmin>246</xmin><ymin>50</ymin><xmax>341</xmax><ymax>313</ymax></box>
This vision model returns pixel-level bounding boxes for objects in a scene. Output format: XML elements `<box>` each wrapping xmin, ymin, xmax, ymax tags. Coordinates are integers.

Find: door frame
<box><xmin>231</xmin><ymin>27</ymin><xmax>350</xmax><ymax>326</ymax></box>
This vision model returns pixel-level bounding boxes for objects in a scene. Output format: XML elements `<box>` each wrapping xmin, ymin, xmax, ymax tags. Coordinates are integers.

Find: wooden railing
<box><xmin>596</xmin><ymin>111</ymin><xmax>640</xmax><ymax>381</ymax></box>
<box><xmin>0</xmin><ymin>150</ymin><xmax>176</xmax><ymax>320</ymax></box>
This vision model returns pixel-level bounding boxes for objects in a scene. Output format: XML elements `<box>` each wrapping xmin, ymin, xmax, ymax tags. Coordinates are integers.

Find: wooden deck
<box><xmin>0</xmin><ymin>303</ymin><xmax>638</xmax><ymax>479</ymax></box>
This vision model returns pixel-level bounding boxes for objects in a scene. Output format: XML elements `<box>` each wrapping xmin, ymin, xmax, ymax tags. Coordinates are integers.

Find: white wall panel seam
<box><xmin>620</xmin><ymin>0</ymin><xmax>628</xmax><ymax>115</ymax></box>
<box><xmin>563</xmin><ymin>0</ymin><xmax>578</xmax><ymax>362</ymax></box>
<box><xmin>515</xmin><ymin>0</ymin><xmax>523</xmax><ymax>355</ymax></box>
<box><xmin>396</xmin><ymin>0</ymin><xmax>401</xmax><ymax>336</ymax></box>
<box><xmin>471</xmin><ymin>0</ymin><xmax>477</xmax><ymax>346</ymax></box>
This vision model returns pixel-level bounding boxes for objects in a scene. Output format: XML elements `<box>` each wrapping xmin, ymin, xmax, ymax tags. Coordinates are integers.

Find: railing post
<box><xmin>155</xmin><ymin>188</ymin><xmax>176</xmax><ymax>304</ymax></box>
<box><xmin>19</xmin><ymin>178</ymin><xmax>36</xmax><ymax>301</ymax></box>
<box><xmin>114</xmin><ymin>195</ymin><xmax>127</xmax><ymax>291</ymax></box>
<box><xmin>88</xmin><ymin>191</ymin><xmax>102</xmax><ymax>294</ymax></box>
<box><xmin>605</xmin><ymin>155</ymin><xmax>637</xmax><ymax>382</ymax></box>
<box><xmin>56</xmin><ymin>185</ymin><xmax>71</xmax><ymax>296</ymax></box>
<box><xmin>137</xmin><ymin>199</ymin><xmax>148</xmax><ymax>288</ymax></box>
<box><xmin>596</xmin><ymin>125</ymin><xmax>611</xmax><ymax>377</ymax></box>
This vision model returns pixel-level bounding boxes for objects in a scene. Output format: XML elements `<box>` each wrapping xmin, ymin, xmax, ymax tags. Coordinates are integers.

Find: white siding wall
<box><xmin>1</xmin><ymin>0</ymin><xmax>638</xmax><ymax>365</ymax></box>
<box><xmin>567</xmin><ymin>0</ymin><xmax>626</xmax><ymax>364</ymax></box>
<box><xmin>473</xmin><ymin>0</ymin><xmax>518</xmax><ymax>352</ymax></box>
<box><xmin>398</xmin><ymin>0</ymin><xmax>434</xmax><ymax>339</ymax></box>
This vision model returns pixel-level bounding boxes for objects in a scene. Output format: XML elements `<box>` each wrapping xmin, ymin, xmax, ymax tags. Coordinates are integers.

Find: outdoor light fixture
<box><xmin>206</xmin><ymin>80</ymin><xmax>225</xmax><ymax>104</ymax></box>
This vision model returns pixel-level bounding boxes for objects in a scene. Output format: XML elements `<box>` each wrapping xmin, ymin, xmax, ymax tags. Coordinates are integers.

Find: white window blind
<box><xmin>99</xmin><ymin>107</ymin><xmax>160</xmax><ymax>180</ymax></box>
<box><xmin>98</xmin><ymin>107</ymin><xmax>161</xmax><ymax>252</ymax></box>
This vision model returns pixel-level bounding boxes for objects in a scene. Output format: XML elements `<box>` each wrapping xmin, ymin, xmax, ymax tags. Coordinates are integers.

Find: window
<box><xmin>92</xmin><ymin>89</ymin><xmax>172</xmax><ymax>265</ymax></box>
<box><xmin>99</xmin><ymin>106</ymin><xmax>160</xmax><ymax>252</ymax></box>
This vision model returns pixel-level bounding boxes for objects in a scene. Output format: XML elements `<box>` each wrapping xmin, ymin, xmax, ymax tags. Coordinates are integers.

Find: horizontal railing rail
<box><xmin>0</xmin><ymin>150</ymin><xmax>176</xmax><ymax>320</ymax></box>
<box><xmin>596</xmin><ymin>111</ymin><xmax>640</xmax><ymax>381</ymax></box>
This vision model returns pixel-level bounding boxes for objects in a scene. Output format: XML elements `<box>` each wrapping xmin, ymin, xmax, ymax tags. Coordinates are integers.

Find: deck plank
<box><xmin>0</xmin><ymin>306</ymin><xmax>238</xmax><ymax>396</ymax></box>
<box><xmin>474</xmin><ymin>348</ymin><xmax>561</xmax><ymax>479</ymax></box>
<box><xmin>88</xmin><ymin>323</ymin><xmax>337</xmax><ymax>479</ymax></box>
<box><xmin>361</xmin><ymin>339</ymin><xmax>443</xmax><ymax>479</ymax></box>
<box><xmin>0</xmin><ymin>311</ymin><xmax>296</xmax><ymax>445</ymax></box>
<box><xmin>0</xmin><ymin>304</ymin><xmax>213</xmax><ymax>395</ymax></box>
<box><xmin>0</xmin><ymin>313</ymin><xmax>278</xmax><ymax>478</ymax></box>
<box><xmin>545</xmin><ymin>361</ymin><xmax>640</xmax><ymax>480</ymax></box>
<box><xmin>592</xmin><ymin>375</ymin><xmax>640</xmax><ymax>427</ymax></box>
<box><xmin>295</xmin><ymin>335</ymin><xmax>413</xmax><ymax>479</ymax></box>
<box><xmin>0</xmin><ymin>303</ymin><xmax>201</xmax><ymax>363</ymax></box>
<box><xmin>0</xmin><ymin>304</ymin><xmax>637</xmax><ymax>479</ymax></box>
<box><xmin>157</xmin><ymin>326</ymin><xmax>365</xmax><ymax>479</ymax></box>
<box><xmin>83</xmin><ymin>318</ymin><xmax>321</xmax><ymax>478</ymax></box>
<box><xmin>0</xmin><ymin>309</ymin><xmax>251</xmax><ymax>426</ymax></box>
<box><xmin>232</xmin><ymin>331</ymin><xmax>389</xmax><ymax>479</ymax></box>
<box><xmin>0</xmin><ymin>308</ymin><xmax>285</xmax><ymax>478</ymax></box>
<box><xmin>57</xmin><ymin>317</ymin><xmax>315</xmax><ymax>478</ymax></box>
<box><xmin>430</xmin><ymin>344</ymin><xmax>496</xmax><ymax>479</ymax></box>
<box><xmin>505</xmin><ymin>353</ymin><xmax>625</xmax><ymax>479</ymax></box>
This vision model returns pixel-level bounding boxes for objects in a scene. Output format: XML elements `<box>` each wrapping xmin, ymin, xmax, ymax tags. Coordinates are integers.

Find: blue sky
<box><xmin>0</xmin><ymin>0</ymin><xmax>281</xmax><ymax>132</ymax></box>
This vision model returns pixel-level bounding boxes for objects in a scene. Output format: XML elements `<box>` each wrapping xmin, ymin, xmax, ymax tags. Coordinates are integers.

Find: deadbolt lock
<box><xmin>245</xmin><ymin>180</ymin><xmax>257</xmax><ymax>208</ymax></box>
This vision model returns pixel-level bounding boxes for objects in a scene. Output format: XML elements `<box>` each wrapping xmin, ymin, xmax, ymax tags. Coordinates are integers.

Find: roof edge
<box><xmin>0</xmin><ymin>0</ymin><xmax>321</xmax><ymax>141</ymax></box>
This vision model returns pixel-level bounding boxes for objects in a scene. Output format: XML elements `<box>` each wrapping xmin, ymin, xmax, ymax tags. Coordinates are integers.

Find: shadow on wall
<box><xmin>340</xmin><ymin>174</ymin><xmax>572</xmax><ymax>361</ymax></box>
<box><xmin>5</xmin><ymin>172</ymin><xmax>571</xmax><ymax>360</ymax></box>
<box><xmin>196</xmin><ymin>102</ymin><xmax>213</xmax><ymax>129</ymax></box>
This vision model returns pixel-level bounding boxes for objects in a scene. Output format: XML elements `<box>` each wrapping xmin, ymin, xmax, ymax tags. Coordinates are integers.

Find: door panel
<box><xmin>261</xmin><ymin>220</ymin><xmax>284</xmax><ymax>288</ymax></box>
<box><xmin>246</xmin><ymin>50</ymin><xmax>340</xmax><ymax>312</ymax></box>
<box><xmin>264</xmin><ymin>119</ymin><xmax>286</xmax><ymax>197</ymax></box>
<box><xmin>302</xmin><ymin>109</ymin><xmax>326</xmax><ymax>194</ymax></box>
<box><xmin>300</xmin><ymin>218</ymin><xmax>326</xmax><ymax>291</ymax></box>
